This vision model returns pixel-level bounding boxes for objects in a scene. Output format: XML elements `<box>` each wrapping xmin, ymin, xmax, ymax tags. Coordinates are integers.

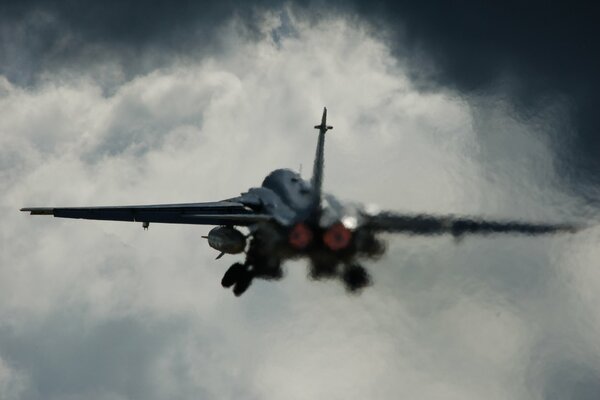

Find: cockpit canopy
<box><xmin>261</xmin><ymin>169</ymin><xmax>314</xmax><ymax>213</ymax></box>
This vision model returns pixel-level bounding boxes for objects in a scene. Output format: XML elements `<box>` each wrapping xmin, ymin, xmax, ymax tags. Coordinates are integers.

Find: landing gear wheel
<box><xmin>221</xmin><ymin>263</ymin><xmax>244</xmax><ymax>288</ymax></box>
<box><xmin>233</xmin><ymin>270</ymin><xmax>253</xmax><ymax>296</ymax></box>
<box><xmin>342</xmin><ymin>264</ymin><xmax>371</xmax><ymax>293</ymax></box>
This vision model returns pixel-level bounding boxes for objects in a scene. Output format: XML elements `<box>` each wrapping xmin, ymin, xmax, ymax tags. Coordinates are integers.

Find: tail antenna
<box><xmin>311</xmin><ymin>107</ymin><xmax>332</xmax><ymax>207</ymax></box>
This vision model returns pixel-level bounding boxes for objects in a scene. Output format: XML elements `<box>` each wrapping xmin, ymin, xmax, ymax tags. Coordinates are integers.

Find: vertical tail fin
<box><xmin>311</xmin><ymin>107</ymin><xmax>333</xmax><ymax>208</ymax></box>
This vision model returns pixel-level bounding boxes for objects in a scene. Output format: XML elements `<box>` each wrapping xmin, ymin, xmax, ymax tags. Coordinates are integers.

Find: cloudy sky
<box><xmin>1</xmin><ymin>1</ymin><xmax>600</xmax><ymax>399</ymax></box>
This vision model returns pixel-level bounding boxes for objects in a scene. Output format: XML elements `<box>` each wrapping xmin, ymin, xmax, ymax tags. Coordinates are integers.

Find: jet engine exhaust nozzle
<box><xmin>323</xmin><ymin>223</ymin><xmax>353</xmax><ymax>251</ymax></box>
<box><xmin>289</xmin><ymin>223</ymin><xmax>313</xmax><ymax>249</ymax></box>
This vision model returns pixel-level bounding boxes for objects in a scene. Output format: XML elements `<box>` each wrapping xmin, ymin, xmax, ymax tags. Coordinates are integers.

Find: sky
<box><xmin>1</xmin><ymin>1</ymin><xmax>600</xmax><ymax>399</ymax></box>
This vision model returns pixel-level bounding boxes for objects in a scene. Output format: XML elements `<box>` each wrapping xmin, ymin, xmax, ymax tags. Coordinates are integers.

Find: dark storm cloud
<box><xmin>348</xmin><ymin>1</ymin><xmax>600</xmax><ymax>196</ymax></box>
<box><xmin>3</xmin><ymin>10</ymin><xmax>599</xmax><ymax>397</ymax></box>
<box><xmin>1</xmin><ymin>0</ymin><xmax>598</xmax><ymax>196</ymax></box>
<box><xmin>0</xmin><ymin>0</ymin><xmax>290</xmax><ymax>87</ymax></box>
<box><xmin>0</xmin><ymin>0</ymin><xmax>266</xmax><ymax>49</ymax></box>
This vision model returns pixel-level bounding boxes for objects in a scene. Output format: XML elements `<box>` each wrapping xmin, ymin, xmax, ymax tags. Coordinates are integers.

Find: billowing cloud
<box><xmin>1</xmin><ymin>8</ymin><xmax>599</xmax><ymax>400</ymax></box>
<box><xmin>2</xmin><ymin>1</ymin><xmax>598</xmax><ymax>194</ymax></box>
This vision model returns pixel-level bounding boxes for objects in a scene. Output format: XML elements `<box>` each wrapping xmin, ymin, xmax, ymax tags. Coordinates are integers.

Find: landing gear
<box><xmin>221</xmin><ymin>263</ymin><xmax>245</xmax><ymax>288</ymax></box>
<box><xmin>341</xmin><ymin>263</ymin><xmax>371</xmax><ymax>293</ymax></box>
<box><xmin>221</xmin><ymin>259</ymin><xmax>283</xmax><ymax>296</ymax></box>
<box><xmin>220</xmin><ymin>233</ymin><xmax>283</xmax><ymax>296</ymax></box>
<box><xmin>232</xmin><ymin>270</ymin><xmax>253</xmax><ymax>297</ymax></box>
<box><xmin>221</xmin><ymin>263</ymin><xmax>254</xmax><ymax>296</ymax></box>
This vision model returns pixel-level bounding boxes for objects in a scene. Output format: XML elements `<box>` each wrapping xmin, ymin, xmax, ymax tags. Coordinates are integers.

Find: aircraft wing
<box><xmin>362</xmin><ymin>211</ymin><xmax>579</xmax><ymax>237</ymax></box>
<box><xmin>20</xmin><ymin>201</ymin><xmax>272</xmax><ymax>226</ymax></box>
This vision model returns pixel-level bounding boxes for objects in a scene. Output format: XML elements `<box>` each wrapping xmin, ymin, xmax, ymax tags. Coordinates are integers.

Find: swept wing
<box><xmin>363</xmin><ymin>211</ymin><xmax>579</xmax><ymax>237</ymax></box>
<box><xmin>21</xmin><ymin>201</ymin><xmax>271</xmax><ymax>226</ymax></box>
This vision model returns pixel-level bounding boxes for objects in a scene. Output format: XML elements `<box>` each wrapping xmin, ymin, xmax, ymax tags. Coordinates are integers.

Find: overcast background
<box><xmin>1</xmin><ymin>2</ymin><xmax>600</xmax><ymax>399</ymax></box>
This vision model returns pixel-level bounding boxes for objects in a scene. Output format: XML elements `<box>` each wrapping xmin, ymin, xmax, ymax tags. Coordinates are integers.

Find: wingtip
<box><xmin>20</xmin><ymin>207</ymin><xmax>54</xmax><ymax>215</ymax></box>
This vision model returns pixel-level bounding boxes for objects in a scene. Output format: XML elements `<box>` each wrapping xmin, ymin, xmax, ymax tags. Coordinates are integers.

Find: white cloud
<box><xmin>1</xmin><ymin>11</ymin><xmax>598</xmax><ymax>400</ymax></box>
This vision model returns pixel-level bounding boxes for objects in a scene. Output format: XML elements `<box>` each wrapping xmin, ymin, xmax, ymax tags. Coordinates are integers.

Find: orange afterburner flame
<box><xmin>289</xmin><ymin>223</ymin><xmax>313</xmax><ymax>249</ymax></box>
<box><xmin>323</xmin><ymin>222</ymin><xmax>353</xmax><ymax>251</ymax></box>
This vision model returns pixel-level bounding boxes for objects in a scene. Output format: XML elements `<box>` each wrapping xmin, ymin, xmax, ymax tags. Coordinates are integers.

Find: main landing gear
<box><xmin>341</xmin><ymin>263</ymin><xmax>371</xmax><ymax>293</ymax></box>
<box><xmin>221</xmin><ymin>263</ymin><xmax>253</xmax><ymax>297</ymax></box>
<box><xmin>220</xmin><ymin>234</ymin><xmax>283</xmax><ymax>296</ymax></box>
<box><xmin>221</xmin><ymin>259</ymin><xmax>283</xmax><ymax>296</ymax></box>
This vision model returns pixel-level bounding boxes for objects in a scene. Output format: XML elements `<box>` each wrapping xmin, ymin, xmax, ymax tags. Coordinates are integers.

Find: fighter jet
<box><xmin>21</xmin><ymin>108</ymin><xmax>578</xmax><ymax>296</ymax></box>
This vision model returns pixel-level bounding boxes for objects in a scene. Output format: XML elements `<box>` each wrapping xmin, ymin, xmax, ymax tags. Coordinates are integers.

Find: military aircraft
<box><xmin>22</xmin><ymin>108</ymin><xmax>578</xmax><ymax>296</ymax></box>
